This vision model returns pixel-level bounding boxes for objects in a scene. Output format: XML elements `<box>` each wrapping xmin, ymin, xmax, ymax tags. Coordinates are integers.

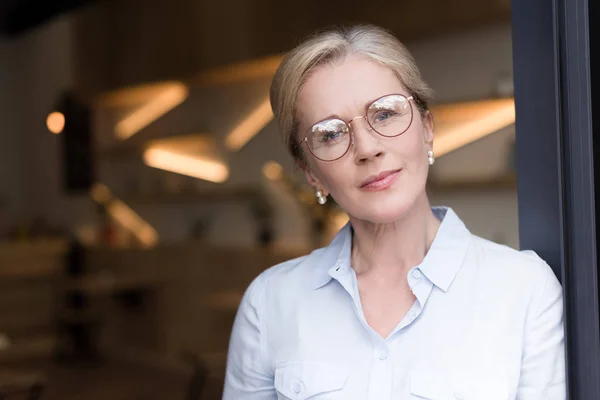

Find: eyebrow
<box><xmin>310</xmin><ymin>96</ymin><xmax>380</xmax><ymax>127</ymax></box>
<box><xmin>305</xmin><ymin>92</ymin><xmax>412</xmax><ymax>133</ymax></box>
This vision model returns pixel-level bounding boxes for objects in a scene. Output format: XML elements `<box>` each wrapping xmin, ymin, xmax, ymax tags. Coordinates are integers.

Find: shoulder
<box><xmin>240</xmin><ymin>247</ymin><xmax>327</xmax><ymax>303</ymax></box>
<box><xmin>470</xmin><ymin>235</ymin><xmax>551</xmax><ymax>274</ymax></box>
<box><xmin>467</xmin><ymin>234</ymin><xmax>562</xmax><ymax>304</ymax></box>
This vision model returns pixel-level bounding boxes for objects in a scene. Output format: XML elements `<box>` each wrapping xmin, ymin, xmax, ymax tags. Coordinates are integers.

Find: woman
<box><xmin>223</xmin><ymin>25</ymin><xmax>565</xmax><ymax>399</ymax></box>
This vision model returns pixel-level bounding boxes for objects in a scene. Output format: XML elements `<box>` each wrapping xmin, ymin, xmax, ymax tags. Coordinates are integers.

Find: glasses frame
<box><xmin>299</xmin><ymin>94</ymin><xmax>415</xmax><ymax>162</ymax></box>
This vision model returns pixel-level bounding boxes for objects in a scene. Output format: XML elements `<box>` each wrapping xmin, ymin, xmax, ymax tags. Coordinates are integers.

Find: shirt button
<box><xmin>412</xmin><ymin>269</ymin><xmax>422</xmax><ymax>280</ymax></box>
<box><xmin>379</xmin><ymin>352</ymin><xmax>388</xmax><ymax>360</ymax></box>
<box><xmin>294</xmin><ymin>382</ymin><xmax>303</xmax><ymax>393</ymax></box>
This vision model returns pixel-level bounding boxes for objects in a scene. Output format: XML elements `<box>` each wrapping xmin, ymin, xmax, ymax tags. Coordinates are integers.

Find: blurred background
<box><xmin>0</xmin><ymin>0</ymin><xmax>517</xmax><ymax>398</ymax></box>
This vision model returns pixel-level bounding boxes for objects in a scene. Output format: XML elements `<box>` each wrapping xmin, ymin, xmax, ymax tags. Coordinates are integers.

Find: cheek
<box><xmin>307</xmin><ymin>161</ymin><xmax>357</xmax><ymax>200</ymax></box>
<box><xmin>392</xmin><ymin>130</ymin><xmax>428</xmax><ymax>166</ymax></box>
<box><xmin>319</xmin><ymin>163</ymin><xmax>354</xmax><ymax>191</ymax></box>
<box><xmin>306</xmin><ymin>159</ymin><xmax>350</xmax><ymax>191</ymax></box>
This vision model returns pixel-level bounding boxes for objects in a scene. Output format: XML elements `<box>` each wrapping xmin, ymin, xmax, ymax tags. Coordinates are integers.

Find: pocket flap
<box><xmin>410</xmin><ymin>373</ymin><xmax>453</xmax><ymax>399</ymax></box>
<box><xmin>275</xmin><ymin>361</ymin><xmax>348</xmax><ymax>399</ymax></box>
<box><xmin>410</xmin><ymin>373</ymin><xmax>508</xmax><ymax>400</ymax></box>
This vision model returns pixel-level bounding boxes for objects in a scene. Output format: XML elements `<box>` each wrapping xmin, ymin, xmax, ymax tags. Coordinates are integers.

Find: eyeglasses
<box><xmin>300</xmin><ymin>94</ymin><xmax>415</xmax><ymax>162</ymax></box>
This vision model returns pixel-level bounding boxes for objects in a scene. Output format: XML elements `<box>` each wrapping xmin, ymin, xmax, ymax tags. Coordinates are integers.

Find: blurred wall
<box><xmin>0</xmin><ymin>15</ymin><xmax>96</xmax><ymax>235</ymax></box>
<box><xmin>412</xmin><ymin>24</ymin><xmax>513</xmax><ymax>102</ymax></box>
<box><xmin>0</xmin><ymin>39</ymin><xmax>24</xmax><ymax>230</ymax></box>
<box><xmin>432</xmin><ymin>190</ymin><xmax>519</xmax><ymax>248</ymax></box>
<box><xmin>71</xmin><ymin>0</ymin><xmax>511</xmax><ymax>97</ymax></box>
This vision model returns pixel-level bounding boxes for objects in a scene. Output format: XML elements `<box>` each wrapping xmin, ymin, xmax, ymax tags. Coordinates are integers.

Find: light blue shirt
<box><xmin>223</xmin><ymin>207</ymin><xmax>566</xmax><ymax>399</ymax></box>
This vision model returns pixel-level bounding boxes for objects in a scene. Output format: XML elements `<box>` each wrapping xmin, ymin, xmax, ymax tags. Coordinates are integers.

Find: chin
<box><xmin>345</xmin><ymin>192</ymin><xmax>418</xmax><ymax>224</ymax></box>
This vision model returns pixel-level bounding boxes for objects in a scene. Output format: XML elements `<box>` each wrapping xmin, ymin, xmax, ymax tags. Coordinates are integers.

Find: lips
<box><xmin>360</xmin><ymin>169</ymin><xmax>402</xmax><ymax>190</ymax></box>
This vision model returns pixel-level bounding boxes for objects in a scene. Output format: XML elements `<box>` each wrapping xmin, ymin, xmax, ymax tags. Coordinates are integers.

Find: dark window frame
<box><xmin>512</xmin><ymin>0</ymin><xmax>600</xmax><ymax>396</ymax></box>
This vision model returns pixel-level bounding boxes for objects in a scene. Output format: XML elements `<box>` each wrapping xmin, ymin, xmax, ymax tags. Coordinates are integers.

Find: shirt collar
<box><xmin>311</xmin><ymin>221</ymin><xmax>353</xmax><ymax>289</ymax></box>
<box><xmin>310</xmin><ymin>207</ymin><xmax>471</xmax><ymax>291</ymax></box>
<box><xmin>418</xmin><ymin>207</ymin><xmax>471</xmax><ymax>291</ymax></box>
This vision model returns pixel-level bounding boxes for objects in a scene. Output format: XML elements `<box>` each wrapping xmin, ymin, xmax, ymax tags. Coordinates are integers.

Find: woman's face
<box><xmin>296</xmin><ymin>55</ymin><xmax>434</xmax><ymax>224</ymax></box>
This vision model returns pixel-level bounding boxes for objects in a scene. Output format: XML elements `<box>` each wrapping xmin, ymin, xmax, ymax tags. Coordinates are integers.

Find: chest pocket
<box><xmin>274</xmin><ymin>361</ymin><xmax>348</xmax><ymax>400</ymax></box>
<box><xmin>410</xmin><ymin>373</ymin><xmax>510</xmax><ymax>400</ymax></box>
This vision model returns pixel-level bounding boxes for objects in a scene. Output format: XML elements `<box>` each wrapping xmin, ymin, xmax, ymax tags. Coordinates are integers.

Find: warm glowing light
<box><xmin>115</xmin><ymin>82</ymin><xmax>188</xmax><ymax>140</ymax></box>
<box><xmin>431</xmin><ymin>98</ymin><xmax>515</xmax><ymax>157</ymax></box>
<box><xmin>137</xmin><ymin>225</ymin><xmax>159</xmax><ymax>246</ymax></box>
<box><xmin>146</xmin><ymin>134</ymin><xmax>217</xmax><ymax>154</ymax></box>
<box><xmin>96</xmin><ymin>82</ymin><xmax>182</xmax><ymax>107</ymax></box>
<box><xmin>89</xmin><ymin>183</ymin><xmax>158</xmax><ymax>247</ymax></box>
<box><xmin>143</xmin><ymin>148</ymin><xmax>229</xmax><ymax>183</ymax></box>
<box><xmin>226</xmin><ymin>97</ymin><xmax>273</xmax><ymax>151</ymax></box>
<box><xmin>90</xmin><ymin>183</ymin><xmax>112</xmax><ymax>204</ymax></box>
<box><xmin>46</xmin><ymin>112</ymin><xmax>65</xmax><ymax>134</ymax></box>
<box><xmin>106</xmin><ymin>201</ymin><xmax>159</xmax><ymax>246</ymax></box>
<box><xmin>262</xmin><ymin>161</ymin><xmax>283</xmax><ymax>181</ymax></box>
<box><xmin>195</xmin><ymin>55</ymin><xmax>283</xmax><ymax>86</ymax></box>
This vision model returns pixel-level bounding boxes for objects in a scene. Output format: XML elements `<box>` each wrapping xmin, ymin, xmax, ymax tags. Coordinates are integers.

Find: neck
<box><xmin>350</xmin><ymin>196</ymin><xmax>441</xmax><ymax>279</ymax></box>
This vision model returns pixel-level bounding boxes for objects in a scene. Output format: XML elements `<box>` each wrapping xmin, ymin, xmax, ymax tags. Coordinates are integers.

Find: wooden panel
<box><xmin>73</xmin><ymin>0</ymin><xmax>511</xmax><ymax>97</ymax></box>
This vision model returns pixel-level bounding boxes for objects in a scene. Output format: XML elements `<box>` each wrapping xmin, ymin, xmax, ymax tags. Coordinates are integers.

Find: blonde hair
<box><xmin>270</xmin><ymin>25</ymin><xmax>434</xmax><ymax>162</ymax></box>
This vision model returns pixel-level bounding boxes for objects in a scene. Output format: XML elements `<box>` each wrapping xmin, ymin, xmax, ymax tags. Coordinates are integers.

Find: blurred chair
<box><xmin>0</xmin><ymin>370</ymin><xmax>46</xmax><ymax>400</ymax></box>
<box><xmin>181</xmin><ymin>351</ymin><xmax>210</xmax><ymax>400</ymax></box>
<box><xmin>0</xmin><ymin>333</ymin><xmax>46</xmax><ymax>400</ymax></box>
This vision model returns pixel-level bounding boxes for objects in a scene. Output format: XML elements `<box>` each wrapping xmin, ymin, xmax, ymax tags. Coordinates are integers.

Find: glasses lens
<box><xmin>307</xmin><ymin>119</ymin><xmax>351</xmax><ymax>161</ymax></box>
<box><xmin>367</xmin><ymin>95</ymin><xmax>413</xmax><ymax>137</ymax></box>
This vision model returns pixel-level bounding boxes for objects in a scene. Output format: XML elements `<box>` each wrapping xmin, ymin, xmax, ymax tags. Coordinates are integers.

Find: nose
<box><xmin>349</xmin><ymin>117</ymin><xmax>385</xmax><ymax>164</ymax></box>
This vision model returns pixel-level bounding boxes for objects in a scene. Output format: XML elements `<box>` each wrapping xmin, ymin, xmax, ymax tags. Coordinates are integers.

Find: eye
<box><xmin>311</xmin><ymin>119</ymin><xmax>349</xmax><ymax>145</ymax></box>
<box><xmin>320</xmin><ymin>130</ymin><xmax>343</xmax><ymax>142</ymax></box>
<box><xmin>373</xmin><ymin>110</ymin><xmax>396</xmax><ymax>122</ymax></box>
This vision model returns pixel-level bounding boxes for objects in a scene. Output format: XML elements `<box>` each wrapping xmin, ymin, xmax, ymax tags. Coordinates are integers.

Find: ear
<box><xmin>422</xmin><ymin>111</ymin><xmax>435</xmax><ymax>149</ymax></box>
<box><xmin>302</xmin><ymin>164</ymin><xmax>328</xmax><ymax>196</ymax></box>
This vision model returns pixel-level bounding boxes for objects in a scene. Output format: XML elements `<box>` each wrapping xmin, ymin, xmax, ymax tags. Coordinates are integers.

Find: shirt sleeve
<box><xmin>223</xmin><ymin>273</ymin><xmax>276</xmax><ymax>399</ymax></box>
<box><xmin>517</xmin><ymin>261</ymin><xmax>566</xmax><ymax>400</ymax></box>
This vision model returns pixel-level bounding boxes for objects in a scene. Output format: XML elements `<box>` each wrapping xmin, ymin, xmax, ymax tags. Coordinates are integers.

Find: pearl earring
<box><xmin>316</xmin><ymin>190</ymin><xmax>327</xmax><ymax>205</ymax></box>
<box><xmin>427</xmin><ymin>150</ymin><xmax>435</xmax><ymax>165</ymax></box>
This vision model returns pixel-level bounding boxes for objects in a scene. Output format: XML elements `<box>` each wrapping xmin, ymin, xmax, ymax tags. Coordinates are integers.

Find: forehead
<box><xmin>297</xmin><ymin>55</ymin><xmax>407</xmax><ymax>124</ymax></box>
